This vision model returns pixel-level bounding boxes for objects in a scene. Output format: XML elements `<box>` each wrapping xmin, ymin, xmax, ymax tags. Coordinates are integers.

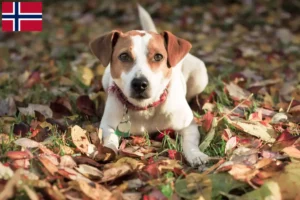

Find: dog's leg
<box><xmin>180</xmin><ymin>121</ymin><xmax>209</xmax><ymax>166</ymax></box>
<box><xmin>100</xmin><ymin>95</ymin><xmax>123</xmax><ymax>153</ymax></box>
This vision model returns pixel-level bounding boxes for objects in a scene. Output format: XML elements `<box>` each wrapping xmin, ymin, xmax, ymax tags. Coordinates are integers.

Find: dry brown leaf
<box><xmin>14</xmin><ymin>138</ymin><xmax>40</xmax><ymax>148</ymax></box>
<box><xmin>225</xmin><ymin>82</ymin><xmax>251</xmax><ymax>101</ymax></box>
<box><xmin>100</xmin><ymin>164</ymin><xmax>133</xmax><ymax>183</ymax></box>
<box><xmin>18</xmin><ymin>104</ymin><xmax>53</xmax><ymax>118</ymax></box>
<box><xmin>38</xmin><ymin>154</ymin><xmax>58</xmax><ymax>175</ymax></box>
<box><xmin>282</xmin><ymin>146</ymin><xmax>300</xmax><ymax>159</ymax></box>
<box><xmin>60</xmin><ymin>155</ymin><xmax>77</xmax><ymax>168</ymax></box>
<box><xmin>228</xmin><ymin>164</ymin><xmax>259</xmax><ymax>182</ymax></box>
<box><xmin>77</xmin><ymin>180</ymin><xmax>112</xmax><ymax>200</ymax></box>
<box><xmin>70</xmin><ymin>125</ymin><xmax>90</xmax><ymax>154</ymax></box>
<box><xmin>75</xmin><ymin>164</ymin><xmax>103</xmax><ymax>180</ymax></box>
<box><xmin>226</xmin><ymin>117</ymin><xmax>276</xmax><ymax>143</ymax></box>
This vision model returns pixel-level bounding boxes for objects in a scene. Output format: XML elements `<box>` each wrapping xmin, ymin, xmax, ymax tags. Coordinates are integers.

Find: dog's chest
<box><xmin>127</xmin><ymin>108</ymin><xmax>172</xmax><ymax>135</ymax></box>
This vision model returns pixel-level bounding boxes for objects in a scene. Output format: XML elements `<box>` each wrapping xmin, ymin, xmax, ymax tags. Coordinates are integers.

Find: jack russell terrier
<box><xmin>90</xmin><ymin>5</ymin><xmax>209</xmax><ymax>166</ymax></box>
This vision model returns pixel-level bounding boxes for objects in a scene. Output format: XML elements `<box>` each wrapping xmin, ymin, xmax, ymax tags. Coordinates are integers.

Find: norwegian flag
<box><xmin>2</xmin><ymin>2</ymin><xmax>42</xmax><ymax>32</ymax></box>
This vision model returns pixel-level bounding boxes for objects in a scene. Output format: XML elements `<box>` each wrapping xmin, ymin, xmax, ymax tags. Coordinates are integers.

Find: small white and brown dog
<box><xmin>90</xmin><ymin>5</ymin><xmax>209</xmax><ymax>166</ymax></box>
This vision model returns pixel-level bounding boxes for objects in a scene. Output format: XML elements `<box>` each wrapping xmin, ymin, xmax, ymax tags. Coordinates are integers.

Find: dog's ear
<box><xmin>161</xmin><ymin>31</ymin><xmax>192</xmax><ymax>67</ymax></box>
<box><xmin>90</xmin><ymin>30</ymin><xmax>121</xmax><ymax>67</ymax></box>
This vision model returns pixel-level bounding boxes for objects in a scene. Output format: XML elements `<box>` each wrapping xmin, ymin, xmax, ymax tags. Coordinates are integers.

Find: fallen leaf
<box><xmin>14</xmin><ymin>138</ymin><xmax>40</xmax><ymax>148</ymax></box>
<box><xmin>18</xmin><ymin>104</ymin><xmax>53</xmax><ymax>119</ymax></box>
<box><xmin>75</xmin><ymin>66</ymin><xmax>94</xmax><ymax>86</ymax></box>
<box><xmin>209</xmin><ymin>173</ymin><xmax>246</xmax><ymax>198</ymax></box>
<box><xmin>38</xmin><ymin>154</ymin><xmax>58</xmax><ymax>175</ymax></box>
<box><xmin>59</xmin><ymin>155</ymin><xmax>77</xmax><ymax>168</ymax></box>
<box><xmin>200</xmin><ymin>118</ymin><xmax>217</xmax><ymax>151</ymax></box>
<box><xmin>248</xmin><ymin>111</ymin><xmax>262</xmax><ymax>122</ymax></box>
<box><xmin>13</xmin><ymin>122</ymin><xmax>30</xmax><ymax>136</ymax></box>
<box><xmin>202</xmin><ymin>111</ymin><xmax>214</xmax><ymax>132</ymax></box>
<box><xmin>225</xmin><ymin>82</ymin><xmax>251</xmax><ymax>101</ymax></box>
<box><xmin>225</xmin><ymin>136</ymin><xmax>237</xmax><ymax>154</ymax></box>
<box><xmin>75</xmin><ymin>164</ymin><xmax>103</xmax><ymax>180</ymax></box>
<box><xmin>282</xmin><ymin>146</ymin><xmax>300</xmax><ymax>159</ymax></box>
<box><xmin>70</xmin><ymin>125</ymin><xmax>90</xmax><ymax>154</ymax></box>
<box><xmin>24</xmin><ymin>71</ymin><xmax>41</xmax><ymax>88</ymax></box>
<box><xmin>226</xmin><ymin>117</ymin><xmax>276</xmax><ymax>143</ymax></box>
<box><xmin>75</xmin><ymin>180</ymin><xmax>112</xmax><ymax>200</ymax></box>
<box><xmin>6</xmin><ymin>151</ymin><xmax>32</xmax><ymax>160</ymax></box>
<box><xmin>267</xmin><ymin>162</ymin><xmax>300</xmax><ymax>199</ymax></box>
<box><xmin>100</xmin><ymin>164</ymin><xmax>133</xmax><ymax>183</ymax></box>
<box><xmin>240</xmin><ymin>181</ymin><xmax>281</xmax><ymax>200</ymax></box>
<box><xmin>175</xmin><ymin>173</ymin><xmax>212</xmax><ymax>200</ymax></box>
<box><xmin>228</xmin><ymin>164</ymin><xmax>258</xmax><ymax>182</ymax></box>
<box><xmin>73</xmin><ymin>156</ymin><xmax>102</xmax><ymax>168</ymax></box>
<box><xmin>76</xmin><ymin>95</ymin><xmax>96</xmax><ymax>116</ymax></box>
<box><xmin>289</xmin><ymin>105</ymin><xmax>300</xmax><ymax>114</ymax></box>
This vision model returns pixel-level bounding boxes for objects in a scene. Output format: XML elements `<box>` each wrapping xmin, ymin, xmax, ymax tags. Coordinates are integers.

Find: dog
<box><xmin>89</xmin><ymin>5</ymin><xmax>209</xmax><ymax>166</ymax></box>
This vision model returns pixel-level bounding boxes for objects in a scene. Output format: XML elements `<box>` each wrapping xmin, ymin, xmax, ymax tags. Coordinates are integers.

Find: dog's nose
<box><xmin>131</xmin><ymin>77</ymin><xmax>149</xmax><ymax>93</ymax></box>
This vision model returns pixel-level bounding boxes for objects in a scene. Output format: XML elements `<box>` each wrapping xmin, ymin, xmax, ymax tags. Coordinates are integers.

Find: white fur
<box><xmin>100</xmin><ymin>5</ymin><xmax>209</xmax><ymax>166</ymax></box>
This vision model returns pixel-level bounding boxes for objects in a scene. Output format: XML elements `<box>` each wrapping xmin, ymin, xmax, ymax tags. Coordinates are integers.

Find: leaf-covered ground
<box><xmin>0</xmin><ymin>0</ymin><xmax>300</xmax><ymax>199</ymax></box>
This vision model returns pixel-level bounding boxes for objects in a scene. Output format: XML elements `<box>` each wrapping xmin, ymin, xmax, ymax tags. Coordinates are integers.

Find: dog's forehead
<box><xmin>118</xmin><ymin>30</ymin><xmax>165</xmax><ymax>50</ymax></box>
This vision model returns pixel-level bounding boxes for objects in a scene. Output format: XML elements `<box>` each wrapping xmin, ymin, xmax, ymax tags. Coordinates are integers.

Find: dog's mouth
<box><xmin>130</xmin><ymin>92</ymin><xmax>150</xmax><ymax>100</ymax></box>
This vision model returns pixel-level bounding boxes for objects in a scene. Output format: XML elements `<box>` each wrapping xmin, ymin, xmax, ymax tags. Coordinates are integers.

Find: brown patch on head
<box><xmin>146</xmin><ymin>33</ymin><xmax>171</xmax><ymax>78</ymax></box>
<box><xmin>110</xmin><ymin>31</ymin><xmax>149</xmax><ymax>79</ymax></box>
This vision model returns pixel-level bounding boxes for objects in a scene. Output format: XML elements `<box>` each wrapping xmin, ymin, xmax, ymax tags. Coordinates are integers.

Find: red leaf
<box><xmin>202</xmin><ymin>112</ymin><xmax>214</xmax><ymax>132</ymax></box>
<box><xmin>273</xmin><ymin>130</ymin><xmax>299</xmax><ymax>151</ymax></box>
<box><xmin>249</xmin><ymin>111</ymin><xmax>262</xmax><ymax>122</ymax></box>
<box><xmin>6</xmin><ymin>151</ymin><xmax>32</xmax><ymax>160</ymax></box>
<box><xmin>168</xmin><ymin>150</ymin><xmax>177</xmax><ymax>159</ymax></box>
<box><xmin>143</xmin><ymin>163</ymin><xmax>160</xmax><ymax>179</ymax></box>
<box><xmin>76</xmin><ymin>95</ymin><xmax>96</xmax><ymax>116</ymax></box>
<box><xmin>24</xmin><ymin>71</ymin><xmax>41</xmax><ymax>88</ymax></box>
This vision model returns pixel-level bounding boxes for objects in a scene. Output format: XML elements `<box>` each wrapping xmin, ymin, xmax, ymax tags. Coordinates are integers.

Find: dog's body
<box><xmin>90</xmin><ymin>5</ymin><xmax>209</xmax><ymax>166</ymax></box>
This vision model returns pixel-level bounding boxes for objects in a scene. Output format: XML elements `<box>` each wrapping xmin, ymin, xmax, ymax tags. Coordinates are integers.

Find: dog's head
<box><xmin>90</xmin><ymin>30</ymin><xmax>191</xmax><ymax>107</ymax></box>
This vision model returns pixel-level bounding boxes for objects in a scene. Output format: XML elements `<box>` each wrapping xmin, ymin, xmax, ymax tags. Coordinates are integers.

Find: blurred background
<box><xmin>0</xmin><ymin>0</ymin><xmax>299</xmax><ymax>116</ymax></box>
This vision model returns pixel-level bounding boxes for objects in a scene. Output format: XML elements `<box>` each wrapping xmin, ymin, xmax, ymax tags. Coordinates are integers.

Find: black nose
<box><xmin>131</xmin><ymin>77</ymin><xmax>149</xmax><ymax>93</ymax></box>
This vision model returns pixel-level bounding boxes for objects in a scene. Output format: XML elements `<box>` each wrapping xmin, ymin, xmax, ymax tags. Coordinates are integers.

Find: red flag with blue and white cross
<box><xmin>2</xmin><ymin>2</ymin><xmax>42</xmax><ymax>32</ymax></box>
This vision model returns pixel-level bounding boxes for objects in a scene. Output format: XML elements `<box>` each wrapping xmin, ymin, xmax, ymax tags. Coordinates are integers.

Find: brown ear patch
<box><xmin>162</xmin><ymin>31</ymin><xmax>192</xmax><ymax>67</ymax></box>
<box><xmin>89</xmin><ymin>30</ymin><xmax>121</xmax><ymax>67</ymax></box>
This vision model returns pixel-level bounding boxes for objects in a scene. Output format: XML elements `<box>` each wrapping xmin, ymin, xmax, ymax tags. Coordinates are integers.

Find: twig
<box><xmin>218</xmin><ymin>93</ymin><xmax>254</xmax><ymax>123</ymax></box>
<box><xmin>202</xmin><ymin>158</ymin><xmax>225</xmax><ymax>176</ymax></box>
<box><xmin>287</xmin><ymin>97</ymin><xmax>294</xmax><ymax>113</ymax></box>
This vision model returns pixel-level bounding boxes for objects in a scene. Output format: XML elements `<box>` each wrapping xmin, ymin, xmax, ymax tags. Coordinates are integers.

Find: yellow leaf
<box><xmin>76</xmin><ymin>66</ymin><xmax>94</xmax><ymax>86</ymax></box>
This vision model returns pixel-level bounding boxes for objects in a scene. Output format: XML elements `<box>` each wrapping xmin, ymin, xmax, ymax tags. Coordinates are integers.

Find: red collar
<box><xmin>108</xmin><ymin>83</ymin><xmax>169</xmax><ymax>111</ymax></box>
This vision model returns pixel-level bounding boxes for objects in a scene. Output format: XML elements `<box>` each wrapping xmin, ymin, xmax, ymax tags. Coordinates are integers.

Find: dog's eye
<box><xmin>119</xmin><ymin>53</ymin><xmax>132</xmax><ymax>62</ymax></box>
<box><xmin>154</xmin><ymin>54</ymin><xmax>163</xmax><ymax>62</ymax></box>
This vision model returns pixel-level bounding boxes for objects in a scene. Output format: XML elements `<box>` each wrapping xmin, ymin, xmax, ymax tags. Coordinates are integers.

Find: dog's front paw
<box><xmin>103</xmin><ymin>134</ymin><xmax>119</xmax><ymax>154</ymax></box>
<box><xmin>185</xmin><ymin>151</ymin><xmax>209</xmax><ymax>167</ymax></box>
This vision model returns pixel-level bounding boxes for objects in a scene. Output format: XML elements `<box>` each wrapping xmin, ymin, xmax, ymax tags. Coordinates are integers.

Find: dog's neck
<box><xmin>109</xmin><ymin>83</ymin><xmax>169</xmax><ymax>111</ymax></box>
